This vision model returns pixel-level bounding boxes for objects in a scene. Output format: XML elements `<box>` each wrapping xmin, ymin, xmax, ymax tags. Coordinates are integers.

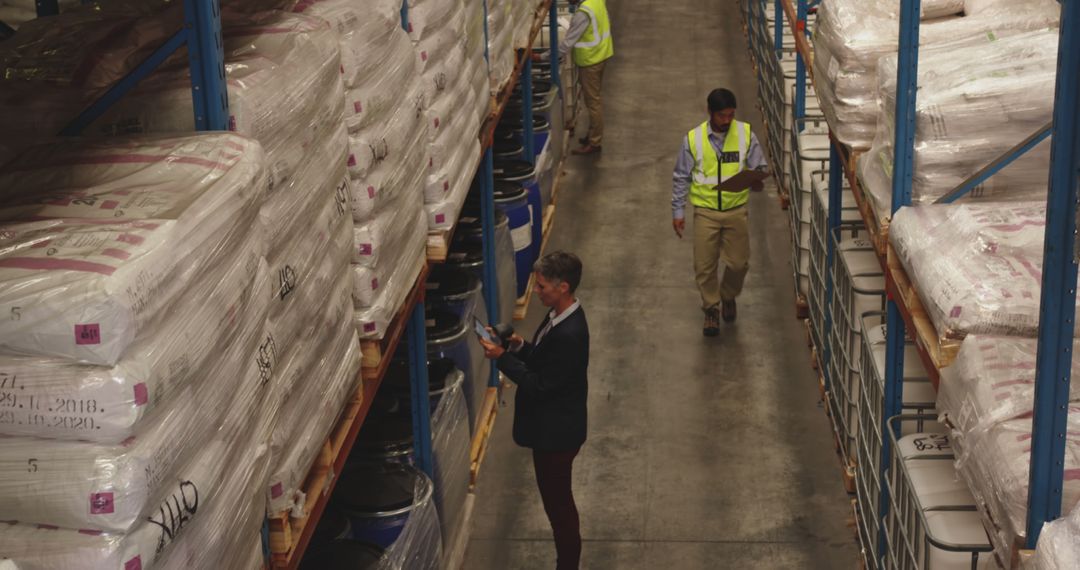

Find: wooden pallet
<box><xmin>267</xmin><ymin>368</ymin><xmax>384</xmax><ymax>568</ymax></box>
<box><xmin>469</xmin><ymin>386</ymin><xmax>500</xmax><ymax>487</ymax></box>
<box><xmin>885</xmin><ymin>245</ymin><xmax>957</xmax><ymax>386</ymax></box>
<box><xmin>795</xmin><ymin>293</ymin><xmax>809</xmax><ymax>319</ymax></box>
<box><xmin>358</xmin><ymin>265</ymin><xmax>429</xmax><ymax>381</ymax></box>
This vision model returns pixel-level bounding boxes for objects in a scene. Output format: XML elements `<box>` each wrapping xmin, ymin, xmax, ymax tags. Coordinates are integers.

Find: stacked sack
<box><xmin>297</xmin><ymin>0</ymin><xmax>430</xmax><ymax>339</ymax></box>
<box><xmin>0</xmin><ymin>2</ymin><xmax>364</xmax><ymax>546</ymax></box>
<box><xmin>486</xmin><ymin>0</ymin><xmax>517</xmax><ymax>93</ymax></box>
<box><xmin>938</xmin><ymin>336</ymin><xmax>1080</xmax><ymax>560</ymax></box>
<box><xmin>812</xmin><ymin>0</ymin><xmax>1060</xmax><ymax>149</ymax></box>
<box><xmin>858</xmin><ymin>29</ymin><xmax>1057</xmax><ymax>218</ymax></box>
<box><xmin>511</xmin><ymin>0</ymin><xmax>542</xmax><ymax>49</ymax></box>
<box><xmin>409</xmin><ymin>0</ymin><xmax>486</xmax><ymax>235</ymax></box>
<box><xmin>0</xmin><ymin>134</ymin><xmax>276</xmax><ymax>570</ymax></box>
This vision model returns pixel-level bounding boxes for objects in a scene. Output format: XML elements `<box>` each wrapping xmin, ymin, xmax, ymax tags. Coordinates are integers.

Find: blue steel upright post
<box><xmin>1026</xmin><ymin>0</ymin><xmax>1080</xmax><ymax>547</ymax></box>
<box><xmin>407</xmin><ymin>302</ymin><xmax>435</xmax><ymax>478</ymax></box>
<box><xmin>401</xmin><ymin>0</ymin><xmax>409</xmax><ymax>32</ymax></box>
<box><xmin>549</xmin><ymin>1</ymin><xmax>561</xmax><ymax>94</ymax></box>
<box><xmin>184</xmin><ymin>0</ymin><xmax>230</xmax><ymax>131</ymax></box>
<box><xmin>773</xmin><ymin>0</ymin><xmax>783</xmax><ymax>53</ymax></box>
<box><xmin>521</xmin><ymin>58</ymin><xmax>536</xmax><ymax>163</ymax></box>
<box><xmin>879</xmin><ymin>0</ymin><xmax>921</xmax><ymax>563</ymax></box>
<box><xmin>822</xmin><ymin>142</ymin><xmax>842</xmax><ymax>392</ymax></box>
<box><xmin>794</xmin><ymin>0</ymin><xmax>807</xmax><ymax>129</ymax></box>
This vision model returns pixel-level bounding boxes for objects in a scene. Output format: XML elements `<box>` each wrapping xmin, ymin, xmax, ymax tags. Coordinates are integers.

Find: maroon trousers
<box><xmin>532</xmin><ymin>448</ymin><xmax>582</xmax><ymax>570</ymax></box>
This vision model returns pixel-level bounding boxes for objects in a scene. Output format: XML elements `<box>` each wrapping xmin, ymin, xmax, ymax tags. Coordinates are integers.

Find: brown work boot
<box><xmin>572</xmin><ymin>144</ymin><xmax>602</xmax><ymax>155</ymax></box>
<box><xmin>722</xmin><ymin>299</ymin><xmax>737</xmax><ymax>323</ymax></box>
<box><xmin>703</xmin><ymin>307</ymin><xmax>720</xmax><ymax>337</ymax></box>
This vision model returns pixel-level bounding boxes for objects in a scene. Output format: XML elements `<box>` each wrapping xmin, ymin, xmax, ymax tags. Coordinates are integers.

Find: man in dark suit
<box><xmin>479</xmin><ymin>251</ymin><xmax>590</xmax><ymax>570</ymax></box>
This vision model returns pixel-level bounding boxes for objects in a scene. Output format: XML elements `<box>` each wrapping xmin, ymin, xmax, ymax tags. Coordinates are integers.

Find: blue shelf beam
<box><xmin>521</xmin><ymin>58</ymin><xmax>536</xmax><ymax>163</ymax></box>
<box><xmin>549</xmin><ymin>0</ymin><xmax>561</xmax><ymax>94</ymax></box>
<box><xmin>1026</xmin><ymin>0</ymin><xmax>1080</xmax><ymax>547</ymax></box>
<box><xmin>879</xmin><ymin>0</ymin><xmax>921</xmax><ymax>563</ymax></box>
<box><xmin>936</xmin><ymin>123</ymin><xmax>1052</xmax><ymax>204</ymax></box>
<box><xmin>478</xmin><ymin>149</ymin><xmax>503</xmax><ymax>388</ymax></box>
<box><xmin>60</xmin><ymin>0</ymin><xmax>230</xmax><ymax>135</ymax></box>
<box><xmin>407</xmin><ymin>303</ymin><xmax>435</xmax><ymax>479</ymax></box>
<box><xmin>401</xmin><ymin>0</ymin><xmax>409</xmax><ymax>32</ymax></box>
<box><xmin>773</xmin><ymin>0</ymin><xmax>783</xmax><ymax>52</ymax></box>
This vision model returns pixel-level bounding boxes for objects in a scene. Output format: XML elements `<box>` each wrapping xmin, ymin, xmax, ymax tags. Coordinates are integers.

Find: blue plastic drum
<box><xmin>488</xmin><ymin>181</ymin><xmax>536</xmax><ymax>298</ymax></box>
<box><xmin>383</xmin><ymin>357</ymin><xmax>464</xmax><ymax>415</ymax></box>
<box><xmin>335</xmin><ymin>463</ymin><xmax>436</xmax><ymax>560</ymax></box>
<box><xmin>425</xmin><ymin>307</ymin><xmax>484</xmax><ymax>432</ymax></box>
<box><xmin>448</xmin><ymin>207</ymin><xmax>517</xmax><ymax>326</ymax></box>
<box><xmin>299</xmin><ymin>539</ymin><xmax>384</xmax><ymax>570</ymax></box>
<box><xmin>426</xmin><ymin>265</ymin><xmax>483</xmax><ymax>321</ymax></box>
<box><xmin>493</xmin><ymin>159</ymin><xmax>542</xmax><ymax>276</ymax></box>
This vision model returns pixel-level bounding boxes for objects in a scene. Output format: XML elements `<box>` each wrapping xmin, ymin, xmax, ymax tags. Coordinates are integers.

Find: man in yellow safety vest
<box><xmin>544</xmin><ymin>0</ymin><xmax>613</xmax><ymax>155</ymax></box>
<box><xmin>671</xmin><ymin>88</ymin><xmax>769</xmax><ymax>337</ymax></box>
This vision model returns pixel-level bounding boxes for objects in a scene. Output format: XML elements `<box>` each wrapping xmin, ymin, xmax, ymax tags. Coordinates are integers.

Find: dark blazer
<box><xmin>496</xmin><ymin>306</ymin><xmax>590</xmax><ymax>452</ymax></box>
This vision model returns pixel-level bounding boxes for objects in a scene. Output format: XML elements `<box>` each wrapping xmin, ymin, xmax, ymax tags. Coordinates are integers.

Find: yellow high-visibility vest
<box><xmin>688</xmin><ymin>120</ymin><xmax>753</xmax><ymax>211</ymax></box>
<box><xmin>573</xmin><ymin>0</ymin><xmax>614</xmax><ymax>67</ymax></box>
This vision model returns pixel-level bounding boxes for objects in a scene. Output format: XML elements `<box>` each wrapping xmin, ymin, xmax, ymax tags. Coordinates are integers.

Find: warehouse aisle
<box><xmin>462</xmin><ymin>1</ymin><xmax>859</xmax><ymax>568</ymax></box>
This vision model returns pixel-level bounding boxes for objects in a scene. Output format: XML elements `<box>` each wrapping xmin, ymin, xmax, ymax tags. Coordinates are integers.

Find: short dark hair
<box><xmin>533</xmin><ymin>251</ymin><xmax>583</xmax><ymax>293</ymax></box>
<box><xmin>707</xmin><ymin>88</ymin><xmax>737</xmax><ymax>112</ymax></box>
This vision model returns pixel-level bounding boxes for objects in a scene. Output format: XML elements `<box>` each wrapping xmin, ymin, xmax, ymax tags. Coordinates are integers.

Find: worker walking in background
<box><xmin>672</xmin><ymin>88</ymin><xmax>769</xmax><ymax>337</ymax></box>
<box><xmin>539</xmin><ymin>0</ymin><xmax>613</xmax><ymax>156</ymax></box>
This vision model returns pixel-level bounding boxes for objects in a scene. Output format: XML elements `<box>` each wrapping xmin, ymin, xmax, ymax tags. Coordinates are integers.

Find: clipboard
<box><xmin>716</xmin><ymin>169</ymin><xmax>770</xmax><ymax>191</ymax></box>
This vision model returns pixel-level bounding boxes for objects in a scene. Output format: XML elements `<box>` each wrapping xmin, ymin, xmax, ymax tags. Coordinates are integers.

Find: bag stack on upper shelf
<box><xmin>0</xmin><ymin>4</ymin><xmax>364</xmax><ymax>565</ymax></box>
<box><xmin>290</xmin><ymin>0</ymin><xmax>428</xmax><ymax>340</ymax></box>
<box><xmin>409</xmin><ymin>0</ymin><xmax>485</xmax><ymax>235</ymax></box>
<box><xmin>0</xmin><ymin>134</ymin><xmax>276</xmax><ymax>570</ymax></box>
<box><xmin>812</xmin><ymin>0</ymin><xmax>1060</xmax><ymax>150</ymax></box>
<box><xmin>858</xmin><ymin>29</ymin><xmax>1057</xmax><ymax>222</ymax></box>
<box><xmin>486</xmin><ymin>0</ymin><xmax>517</xmax><ymax>94</ymax></box>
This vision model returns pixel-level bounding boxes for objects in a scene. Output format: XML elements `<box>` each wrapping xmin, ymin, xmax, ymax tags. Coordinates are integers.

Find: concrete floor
<box><xmin>462</xmin><ymin>1</ymin><xmax>860</xmax><ymax>568</ymax></box>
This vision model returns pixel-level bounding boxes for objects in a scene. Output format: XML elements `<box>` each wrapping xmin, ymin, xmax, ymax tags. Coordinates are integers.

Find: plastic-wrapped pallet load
<box><xmin>890</xmin><ymin>203</ymin><xmax>1080</xmax><ymax>343</ymax></box>
<box><xmin>376</xmin><ymin>472</ymin><xmax>443</xmax><ymax>570</ymax></box>
<box><xmin>859</xmin><ymin>30</ymin><xmax>1057</xmax><ymax>218</ymax></box>
<box><xmin>954</xmin><ymin>407</ymin><xmax>1080</xmax><ymax>562</ymax></box>
<box><xmin>1031</xmin><ymin>501</ymin><xmax>1080</xmax><ymax>570</ymax></box>
<box><xmin>431</xmin><ymin>367</ymin><xmax>471</xmax><ymax>563</ymax></box>
<box><xmin>0</xmin><ymin>261</ymin><xmax>274</xmax><ymax>567</ymax></box>
<box><xmin>938</xmin><ymin>335</ymin><xmax>1080</xmax><ymax>443</ymax></box>
<box><xmin>811</xmin><ymin>0</ymin><xmax>1060</xmax><ymax>149</ymax></box>
<box><xmin>487</xmin><ymin>0</ymin><xmax>516</xmax><ymax>93</ymax></box>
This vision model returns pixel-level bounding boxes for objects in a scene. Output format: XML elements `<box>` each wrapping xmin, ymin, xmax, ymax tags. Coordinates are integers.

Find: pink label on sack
<box><xmin>358</xmin><ymin>244</ymin><xmax>373</xmax><ymax>256</ymax></box>
<box><xmin>133</xmin><ymin>383</ymin><xmax>148</xmax><ymax>406</ymax></box>
<box><xmin>367</xmin><ymin>186</ymin><xmax>376</xmax><ymax>199</ymax></box>
<box><xmin>408</xmin><ymin>23</ymin><xmax>413</xmax><ymax>33</ymax></box>
<box><xmin>354</xmin><ymin>101</ymin><xmax>363</xmax><ymax>114</ymax></box>
<box><xmin>101</xmin><ymin>248</ymin><xmax>131</xmax><ymax>261</ymax></box>
<box><xmin>125</xmin><ymin>556</ymin><xmax>142</xmax><ymax>570</ymax></box>
<box><xmin>434</xmin><ymin>117</ymin><xmax>440</xmax><ymax>129</ymax></box>
<box><xmin>78</xmin><ymin>529</ymin><xmax>103</xmax><ymax>536</ymax></box>
<box><xmin>435</xmin><ymin>214</ymin><xmax>446</xmax><ymax>224</ymax></box>
<box><xmin>75</xmin><ymin>324</ymin><xmax>101</xmax><ymax>345</ymax></box>
<box><xmin>348</xmin><ymin>154</ymin><xmax>357</xmax><ymax>167</ymax></box>
<box><xmin>443</xmin><ymin>181</ymin><xmax>449</xmax><ymax>191</ymax></box>
<box><xmin>363</xmin><ymin>322</ymin><xmax>377</xmax><ymax>333</ymax></box>
<box><xmin>99</xmin><ymin>200</ymin><xmax>119</xmax><ymax>210</ymax></box>
<box><xmin>90</xmin><ymin>492</ymin><xmax>114</xmax><ymax>515</ymax></box>
<box><xmin>36</xmin><ymin>524</ymin><xmax>58</xmax><ymax>530</ymax></box>
<box><xmin>116</xmin><ymin>233</ymin><xmax>144</xmax><ymax>246</ymax></box>
<box><xmin>30</xmin><ymin>240</ymin><xmax>50</xmax><ymax>249</ymax></box>
<box><xmin>228</xmin><ymin>116</ymin><xmax>237</xmax><ymax>132</ymax></box>
<box><xmin>949</xmin><ymin>306</ymin><xmax>963</xmax><ymax>318</ymax></box>
<box><xmin>271</xmin><ymin>482</ymin><xmax>284</xmax><ymax>499</ymax></box>
<box><xmin>421</xmin><ymin>50</ymin><xmax>427</xmax><ymax>61</ymax></box>
<box><xmin>372</xmin><ymin>278</ymin><xmax>379</xmax><ymax>290</ymax></box>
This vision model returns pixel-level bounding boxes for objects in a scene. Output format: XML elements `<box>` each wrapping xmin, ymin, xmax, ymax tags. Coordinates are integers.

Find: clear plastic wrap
<box><xmin>354</xmin><ymin>207</ymin><xmax>428</xmax><ymax>339</ymax></box>
<box><xmin>0</xmin><ymin>134</ymin><xmax>268</xmax><ymax>366</ymax></box>
<box><xmin>486</xmin><ymin>0</ymin><xmax>516</xmax><ymax>92</ymax></box>
<box><xmin>938</xmin><ymin>335</ymin><xmax>1080</xmax><ymax>442</ymax></box>
<box><xmin>347</xmin><ymin>83</ymin><xmax>427</xmax><ymax>187</ymax></box>
<box><xmin>376</xmin><ymin>471</ymin><xmax>443</xmax><ymax>570</ymax></box>
<box><xmin>431</xmin><ymin>367</ymin><xmax>470</xmax><ymax>557</ymax></box>
<box><xmin>267</xmin><ymin>267</ymin><xmax>362</xmax><ymax>516</ymax></box>
<box><xmin>812</xmin><ymin>0</ymin><xmax>1060</xmax><ymax>148</ymax></box>
<box><xmin>0</xmin><ymin>260</ymin><xmax>271</xmax><ymax>534</ymax></box>
<box><xmin>426</xmin><ymin>136</ymin><xmax>484</xmax><ymax>231</ymax></box>
<box><xmin>954</xmin><ymin>407</ymin><xmax>1080</xmax><ymax>560</ymax></box>
<box><xmin>859</xmin><ymin>30</ymin><xmax>1057</xmax><ymax>215</ymax></box>
<box><xmin>890</xmin><ymin>203</ymin><xmax>1080</xmax><ymax>342</ymax></box>
<box><xmin>1031</xmin><ymin>500</ymin><xmax>1080</xmax><ymax>570</ymax></box>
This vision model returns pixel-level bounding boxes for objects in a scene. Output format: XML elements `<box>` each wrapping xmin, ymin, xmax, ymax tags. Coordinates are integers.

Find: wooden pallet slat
<box><xmin>469</xmin><ymin>386</ymin><xmax>500</xmax><ymax>487</ymax></box>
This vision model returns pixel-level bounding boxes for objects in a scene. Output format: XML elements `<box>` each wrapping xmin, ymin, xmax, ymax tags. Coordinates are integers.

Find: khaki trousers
<box><xmin>693</xmin><ymin>206</ymin><xmax>750</xmax><ymax>310</ymax></box>
<box><xmin>579</xmin><ymin>61</ymin><xmax>605</xmax><ymax>146</ymax></box>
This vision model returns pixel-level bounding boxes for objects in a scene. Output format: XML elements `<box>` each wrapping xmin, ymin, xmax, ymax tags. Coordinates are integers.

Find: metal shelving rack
<box><xmin>769</xmin><ymin>0</ymin><xmax>1080</xmax><ymax>566</ymax></box>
